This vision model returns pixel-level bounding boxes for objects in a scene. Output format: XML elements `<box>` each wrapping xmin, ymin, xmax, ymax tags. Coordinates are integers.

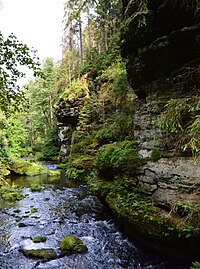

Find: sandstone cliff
<box><xmin>121</xmin><ymin>0</ymin><xmax>200</xmax><ymax>211</ymax></box>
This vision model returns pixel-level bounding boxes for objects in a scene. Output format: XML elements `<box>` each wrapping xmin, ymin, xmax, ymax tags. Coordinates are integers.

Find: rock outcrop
<box><xmin>121</xmin><ymin>0</ymin><xmax>200</xmax><ymax>199</ymax></box>
<box><xmin>120</xmin><ymin>0</ymin><xmax>200</xmax><ymax>257</ymax></box>
<box><xmin>55</xmin><ymin>83</ymin><xmax>89</xmax><ymax>160</ymax></box>
<box><xmin>122</xmin><ymin>0</ymin><xmax>200</xmax><ymax>95</ymax></box>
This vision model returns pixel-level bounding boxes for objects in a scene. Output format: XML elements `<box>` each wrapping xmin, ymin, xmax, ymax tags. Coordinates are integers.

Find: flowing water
<box><xmin>0</xmin><ymin>163</ymin><xmax>187</xmax><ymax>269</ymax></box>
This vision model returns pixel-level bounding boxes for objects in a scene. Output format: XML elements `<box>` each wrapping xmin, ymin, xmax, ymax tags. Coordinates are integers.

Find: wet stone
<box><xmin>20</xmin><ymin>248</ymin><xmax>57</xmax><ymax>260</ymax></box>
<box><xmin>18</xmin><ymin>223</ymin><xmax>27</xmax><ymax>228</ymax></box>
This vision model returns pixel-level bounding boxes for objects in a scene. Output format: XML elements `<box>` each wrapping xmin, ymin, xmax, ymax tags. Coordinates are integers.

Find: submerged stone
<box><xmin>20</xmin><ymin>248</ymin><xmax>57</xmax><ymax>260</ymax></box>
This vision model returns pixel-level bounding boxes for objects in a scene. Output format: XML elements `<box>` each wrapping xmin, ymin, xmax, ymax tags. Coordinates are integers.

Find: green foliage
<box><xmin>111</xmin><ymin>140</ymin><xmax>143</xmax><ymax>174</ymax></box>
<box><xmin>151</xmin><ymin>147</ymin><xmax>160</xmax><ymax>162</ymax></box>
<box><xmin>30</xmin><ymin>208</ymin><xmax>38</xmax><ymax>214</ymax></box>
<box><xmin>6</xmin><ymin>111</ymin><xmax>29</xmax><ymax>157</ymax></box>
<box><xmin>95</xmin><ymin>143</ymin><xmax>116</xmax><ymax>179</ymax></box>
<box><xmin>66</xmin><ymin>167</ymin><xmax>85</xmax><ymax>180</ymax></box>
<box><xmin>87</xmin><ymin>172</ymin><xmax>112</xmax><ymax>197</ymax></box>
<box><xmin>95</xmin><ymin>140</ymin><xmax>145</xmax><ymax>179</ymax></box>
<box><xmin>23</xmin><ymin>58</ymin><xmax>59</xmax><ymax>160</ymax></box>
<box><xmin>175</xmin><ymin>202</ymin><xmax>200</xmax><ymax>237</ymax></box>
<box><xmin>190</xmin><ymin>262</ymin><xmax>200</xmax><ymax>269</ymax></box>
<box><xmin>0</xmin><ymin>32</ymin><xmax>41</xmax><ymax>114</ymax></box>
<box><xmin>157</xmin><ymin>97</ymin><xmax>200</xmax><ymax>162</ymax></box>
<box><xmin>109</xmin><ymin>185</ymin><xmax>152</xmax><ymax>214</ymax></box>
<box><xmin>0</xmin><ymin>136</ymin><xmax>9</xmax><ymax>167</ymax></box>
<box><xmin>95</xmin><ymin>113</ymin><xmax>134</xmax><ymax>144</ymax></box>
<box><xmin>125</xmin><ymin>0</ymin><xmax>148</xmax><ymax>28</ymax></box>
<box><xmin>43</xmin><ymin>127</ymin><xmax>59</xmax><ymax>160</ymax></box>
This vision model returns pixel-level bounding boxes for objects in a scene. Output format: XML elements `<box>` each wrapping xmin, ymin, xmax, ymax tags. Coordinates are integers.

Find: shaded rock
<box><xmin>121</xmin><ymin>0</ymin><xmax>200</xmax><ymax>92</ymax></box>
<box><xmin>18</xmin><ymin>223</ymin><xmax>27</xmax><ymax>228</ymax></box>
<box><xmin>32</xmin><ymin>236</ymin><xmax>47</xmax><ymax>243</ymax></box>
<box><xmin>21</xmin><ymin>248</ymin><xmax>57</xmax><ymax>260</ymax></box>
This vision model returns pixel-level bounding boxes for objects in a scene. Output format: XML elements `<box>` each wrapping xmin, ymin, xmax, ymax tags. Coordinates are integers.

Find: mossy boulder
<box><xmin>32</xmin><ymin>236</ymin><xmax>46</xmax><ymax>243</ymax></box>
<box><xmin>30</xmin><ymin>183</ymin><xmax>42</xmax><ymax>192</ymax></box>
<box><xmin>9</xmin><ymin>159</ymin><xmax>46</xmax><ymax>176</ymax></box>
<box><xmin>0</xmin><ymin>185</ymin><xmax>24</xmax><ymax>202</ymax></box>
<box><xmin>48</xmin><ymin>170</ymin><xmax>60</xmax><ymax>177</ymax></box>
<box><xmin>59</xmin><ymin>235</ymin><xmax>87</xmax><ymax>255</ymax></box>
<box><xmin>21</xmin><ymin>248</ymin><xmax>57</xmax><ymax>260</ymax></box>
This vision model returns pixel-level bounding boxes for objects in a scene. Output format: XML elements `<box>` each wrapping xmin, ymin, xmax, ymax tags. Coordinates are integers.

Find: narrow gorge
<box><xmin>55</xmin><ymin>0</ymin><xmax>200</xmax><ymax>262</ymax></box>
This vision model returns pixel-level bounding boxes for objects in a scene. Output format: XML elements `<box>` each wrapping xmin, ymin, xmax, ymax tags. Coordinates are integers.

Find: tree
<box><xmin>0</xmin><ymin>32</ymin><xmax>41</xmax><ymax>113</ymax></box>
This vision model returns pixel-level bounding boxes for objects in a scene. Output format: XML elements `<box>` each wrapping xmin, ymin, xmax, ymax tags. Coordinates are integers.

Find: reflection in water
<box><xmin>0</xmin><ymin>163</ymin><xmax>187</xmax><ymax>269</ymax></box>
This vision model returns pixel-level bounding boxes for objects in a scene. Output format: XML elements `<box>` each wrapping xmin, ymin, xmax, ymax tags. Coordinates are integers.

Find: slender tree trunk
<box><xmin>49</xmin><ymin>95</ymin><xmax>53</xmax><ymax>129</ymax></box>
<box><xmin>79</xmin><ymin>14</ymin><xmax>83</xmax><ymax>64</ymax></box>
<box><xmin>87</xmin><ymin>9</ymin><xmax>92</xmax><ymax>61</ymax></box>
<box><xmin>69</xmin><ymin>26</ymin><xmax>74</xmax><ymax>52</ymax></box>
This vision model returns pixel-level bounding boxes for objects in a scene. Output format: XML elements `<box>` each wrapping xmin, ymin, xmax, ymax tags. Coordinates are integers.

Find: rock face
<box><xmin>121</xmin><ymin>0</ymin><xmax>200</xmax><ymax>95</ymax></box>
<box><xmin>122</xmin><ymin>0</ymin><xmax>200</xmax><ymax>206</ymax></box>
<box><xmin>55</xmin><ymin>89</ymin><xmax>88</xmax><ymax>160</ymax></box>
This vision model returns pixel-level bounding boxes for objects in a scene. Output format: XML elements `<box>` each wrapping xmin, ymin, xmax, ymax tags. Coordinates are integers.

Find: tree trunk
<box><xmin>79</xmin><ymin>15</ymin><xmax>83</xmax><ymax>64</ymax></box>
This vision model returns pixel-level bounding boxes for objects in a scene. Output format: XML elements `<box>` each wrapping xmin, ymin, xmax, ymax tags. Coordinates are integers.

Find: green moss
<box><xmin>30</xmin><ymin>208</ymin><xmax>38</xmax><ymax>214</ymax></box>
<box><xmin>59</xmin><ymin>235</ymin><xmax>87</xmax><ymax>254</ymax></box>
<box><xmin>0</xmin><ymin>185</ymin><xmax>24</xmax><ymax>202</ymax></box>
<box><xmin>30</xmin><ymin>183</ymin><xmax>42</xmax><ymax>192</ymax></box>
<box><xmin>32</xmin><ymin>236</ymin><xmax>46</xmax><ymax>243</ymax></box>
<box><xmin>150</xmin><ymin>147</ymin><xmax>160</xmax><ymax>161</ymax></box>
<box><xmin>9</xmin><ymin>159</ymin><xmax>46</xmax><ymax>176</ymax></box>
<box><xmin>48</xmin><ymin>170</ymin><xmax>60</xmax><ymax>177</ymax></box>
<box><xmin>21</xmin><ymin>248</ymin><xmax>57</xmax><ymax>260</ymax></box>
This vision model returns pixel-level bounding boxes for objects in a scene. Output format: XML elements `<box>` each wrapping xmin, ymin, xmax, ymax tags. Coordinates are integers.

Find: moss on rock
<box><xmin>32</xmin><ymin>236</ymin><xmax>46</xmax><ymax>243</ymax></box>
<box><xmin>48</xmin><ymin>170</ymin><xmax>60</xmax><ymax>177</ymax></box>
<box><xmin>9</xmin><ymin>159</ymin><xmax>46</xmax><ymax>176</ymax></box>
<box><xmin>21</xmin><ymin>248</ymin><xmax>57</xmax><ymax>260</ymax></box>
<box><xmin>30</xmin><ymin>183</ymin><xmax>42</xmax><ymax>192</ymax></box>
<box><xmin>59</xmin><ymin>235</ymin><xmax>87</xmax><ymax>255</ymax></box>
<box><xmin>0</xmin><ymin>185</ymin><xmax>24</xmax><ymax>202</ymax></box>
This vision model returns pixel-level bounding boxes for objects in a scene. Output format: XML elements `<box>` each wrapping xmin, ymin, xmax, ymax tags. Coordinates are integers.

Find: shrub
<box><xmin>95</xmin><ymin>140</ymin><xmax>145</xmax><ymax>180</ymax></box>
<box><xmin>95</xmin><ymin>143</ymin><xmax>116</xmax><ymax>179</ymax></box>
<box><xmin>111</xmin><ymin>140</ymin><xmax>144</xmax><ymax>175</ymax></box>
<box><xmin>190</xmin><ymin>262</ymin><xmax>200</xmax><ymax>269</ymax></box>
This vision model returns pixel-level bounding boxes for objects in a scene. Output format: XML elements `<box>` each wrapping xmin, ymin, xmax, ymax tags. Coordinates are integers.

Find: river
<box><xmin>0</xmin><ymin>162</ymin><xmax>188</xmax><ymax>269</ymax></box>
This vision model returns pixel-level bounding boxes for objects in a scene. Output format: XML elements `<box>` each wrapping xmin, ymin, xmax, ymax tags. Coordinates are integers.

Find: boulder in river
<box><xmin>59</xmin><ymin>235</ymin><xmax>88</xmax><ymax>255</ymax></box>
<box><xmin>20</xmin><ymin>248</ymin><xmax>57</xmax><ymax>261</ymax></box>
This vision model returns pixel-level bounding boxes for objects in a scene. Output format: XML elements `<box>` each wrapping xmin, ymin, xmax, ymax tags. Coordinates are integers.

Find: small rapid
<box><xmin>0</xmin><ymin>163</ymin><xmax>184</xmax><ymax>269</ymax></box>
